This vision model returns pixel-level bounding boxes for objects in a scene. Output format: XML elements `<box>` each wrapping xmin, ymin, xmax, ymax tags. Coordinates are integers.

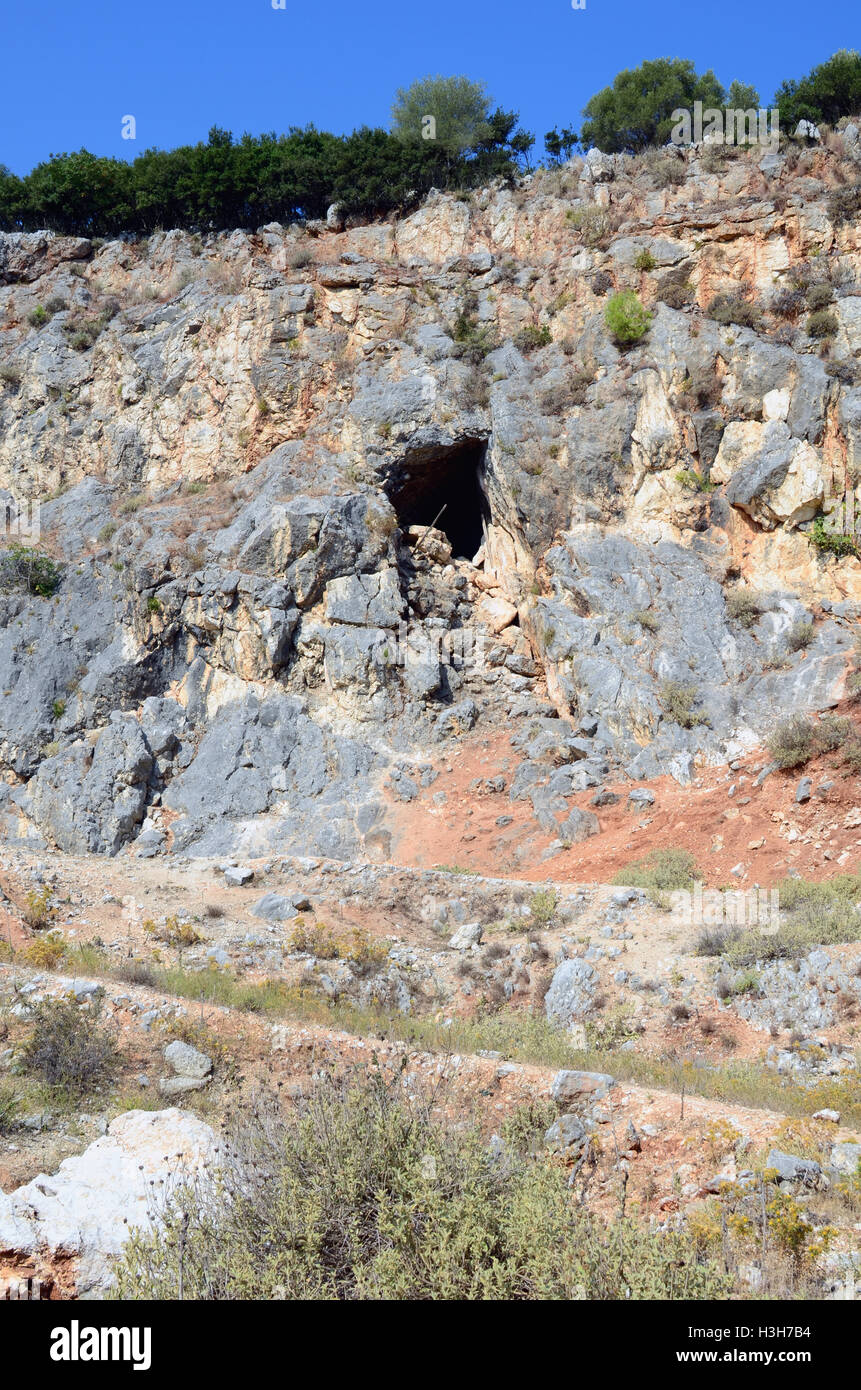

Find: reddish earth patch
<box><xmin>388</xmin><ymin>716</ymin><xmax>861</xmax><ymax>887</ymax></box>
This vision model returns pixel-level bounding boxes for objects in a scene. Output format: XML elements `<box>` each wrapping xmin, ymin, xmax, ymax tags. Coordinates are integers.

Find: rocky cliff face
<box><xmin>1</xmin><ymin>133</ymin><xmax>860</xmax><ymax>861</ymax></box>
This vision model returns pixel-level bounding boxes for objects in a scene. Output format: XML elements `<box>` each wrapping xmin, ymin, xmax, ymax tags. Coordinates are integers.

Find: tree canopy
<box><xmin>0</xmin><ymin>110</ymin><xmax>533</xmax><ymax>237</ymax></box>
<box><xmin>581</xmin><ymin>58</ymin><xmax>726</xmax><ymax>153</ymax></box>
<box><xmin>774</xmin><ymin>49</ymin><xmax>861</xmax><ymax>128</ymax></box>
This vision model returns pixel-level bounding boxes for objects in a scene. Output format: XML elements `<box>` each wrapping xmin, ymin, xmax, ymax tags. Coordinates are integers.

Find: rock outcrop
<box><xmin>2</xmin><ymin>133</ymin><xmax>861</xmax><ymax>859</ymax></box>
<box><xmin>0</xmin><ymin>1108</ymin><xmax>218</xmax><ymax>1297</ymax></box>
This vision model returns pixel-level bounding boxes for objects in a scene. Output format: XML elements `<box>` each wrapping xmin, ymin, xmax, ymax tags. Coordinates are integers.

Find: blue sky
<box><xmin>1</xmin><ymin>0</ymin><xmax>857</xmax><ymax>174</ymax></box>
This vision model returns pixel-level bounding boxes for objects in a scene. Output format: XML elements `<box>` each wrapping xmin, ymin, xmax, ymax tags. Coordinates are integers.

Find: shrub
<box><xmin>786</xmin><ymin>618</ymin><xmax>815</xmax><ymax>651</ymax></box>
<box><xmin>767</xmin><ymin>715</ymin><xmax>817</xmax><ymax>768</ymax></box>
<box><xmin>117</xmin><ymin>959</ymin><xmax>157</xmax><ymax>987</ymax></box>
<box><xmin>21</xmin><ymin>931</ymin><xmax>67</xmax><ymax>969</ymax></box>
<box><xmin>22</xmin><ymin>884</ymin><xmax>56</xmax><ymax>929</ymax></box>
<box><xmin>566</xmin><ymin>204</ymin><xmax>610</xmax><ymax>248</ymax></box>
<box><xmin>0</xmin><ymin>1082</ymin><xmax>21</xmax><ymax>1135</ymax></box>
<box><xmin>809</xmin><ymin>515</ymin><xmax>859</xmax><ymax>560</ymax></box>
<box><xmin>0</xmin><ymin>545</ymin><xmax>62</xmax><ymax>597</ymax></box>
<box><xmin>813</xmin><ymin>713</ymin><xmax>853</xmax><ymax>752</ymax></box>
<box><xmin>828</xmin><ymin>183</ymin><xmax>861</xmax><ymax>227</ymax></box>
<box><xmin>707</xmin><ymin>293</ymin><xmax>762</xmax><ymax>330</ymax></box>
<box><xmin>640</xmin><ymin>150</ymin><xmax>687</xmax><ymax>188</ymax></box>
<box><xmin>143</xmin><ymin>914</ymin><xmax>201</xmax><ymax>947</ymax></box>
<box><xmin>656</xmin><ymin>280</ymin><xmax>694</xmax><ymax>309</ymax></box>
<box><xmin>115</xmin><ymin>1069</ymin><xmax>732</xmax><ymax>1300</ymax></box>
<box><xmin>806</xmin><ymin>309</ymin><xmax>838</xmax><ymax>339</ymax></box>
<box><xmin>806</xmin><ymin>282</ymin><xmax>834</xmax><ymax>310</ymax></box>
<box><xmin>675</xmin><ymin>468</ymin><xmax>714</xmax><ymax>492</ymax></box>
<box><xmin>514</xmin><ymin>324</ymin><xmax>552</xmax><ymax>353</ymax></box>
<box><xmin>634</xmin><ymin>248</ymin><xmax>657</xmax><ymax>271</ymax></box>
<box><xmin>287</xmin><ymin>920</ymin><xmax>389</xmax><ymax>969</ymax></box>
<box><xmin>695</xmin><ymin>924</ymin><xmax>742</xmax><ymax>957</ymax></box>
<box><xmin>27</xmin><ymin>305</ymin><xmax>49</xmax><ymax>328</ymax></box>
<box><xmin>771</xmin><ymin>287</ymin><xmax>806</xmax><ymax>319</ymax></box>
<box><xmin>725</xmin><ymin>588</ymin><xmax>761</xmax><ymax>627</ymax></box>
<box><xmin>633</xmin><ymin>608</ymin><xmax>659</xmax><ymax>631</ymax></box>
<box><xmin>612</xmin><ymin>847</ymin><xmax>702</xmax><ymax>896</ymax></box>
<box><xmin>659</xmin><ymin>679</ymin><xmax>707</xmax><ymax>728</ymax></box>
<box><xmin>540</xmin><ymin>368</ymin><xmax>594</xmax><ymax>413</ymax></box>
<box><xmin>449</xmin><ymin>312</ymin><xmax>499</xmax><ymax>363</ymax></box>
<box><xmin>604</xmin><ymin>291</ymin><xmax>651</xmax><ymax>345</ymax></box>
<box><xmin>62</xmin><ymin>311</ymin><xmax>111</xmax><ymax>351</ymax></box>
<box><xmin>529</xmin><ymin>889</ymin><xmax>557</xmax><ymax>929</ymax></box>
<box><xmin>0</xmin><ymin>363</ymin><xmax>22</xmax><ymax>387</ymax></box>
<box><xmin>20</xmin><ymin>997</ymin><xmax>120</xmax><ymax>1098</ymax></box>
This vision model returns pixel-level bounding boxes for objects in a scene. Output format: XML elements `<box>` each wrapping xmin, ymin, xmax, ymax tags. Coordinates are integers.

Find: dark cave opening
<box><xmin>386</xmin><ymin>439</ymin><xmax>489</xmax><ymax>561</ymax></box>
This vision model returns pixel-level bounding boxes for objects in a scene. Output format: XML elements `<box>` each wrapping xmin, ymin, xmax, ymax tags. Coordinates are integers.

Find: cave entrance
<box><xmin>387</xmin><ymin>439</ymin><xmax>489</xmax><ymax>561</ymax></box>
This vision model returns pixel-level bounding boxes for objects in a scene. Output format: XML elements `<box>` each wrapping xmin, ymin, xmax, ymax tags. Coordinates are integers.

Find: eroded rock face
<box><xmin>2</xmin><ymin>137</ymin><xmax>861</xmax><ymax>858</ymax></box>
<box><xmin>0</xmin><ymin>1108</ymin><xmax>218</xmax><ymax>1297</ymax></box>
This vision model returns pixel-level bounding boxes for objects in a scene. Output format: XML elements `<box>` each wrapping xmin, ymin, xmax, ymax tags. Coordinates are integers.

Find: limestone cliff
<box><xmin>1</xmin><ymin>132</ymin><xmax>860</xmax><ymax>859</ymax></box>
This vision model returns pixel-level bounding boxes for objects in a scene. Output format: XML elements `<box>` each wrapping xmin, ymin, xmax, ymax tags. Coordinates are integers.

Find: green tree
<box><xmin>605</xmin><ymin>290</ymin><xmax>652</xmax><ymax>344</ymax></box>
<box><xmin>391</xmin><ymin>74</ymin><xmax>493</xmax><ymax>152</ymax></box>
<box><xmin>544</xmin><ymin>126</ymin><xmax>579</xmax><ymax>163</ymax></box>
<box><xmin>774</xmin><ymin>49</ymin><xmax>861</xmax><ymax>128</ymax></box>
<box><xmin>582</xmin><ymin>58</ymin><xmax>726</xmax><ymax>152</ymax></box>
<box><xmin>727</xmin><ymin>80</ymin><xmax>761</xmax><ymax>110</ymax></box>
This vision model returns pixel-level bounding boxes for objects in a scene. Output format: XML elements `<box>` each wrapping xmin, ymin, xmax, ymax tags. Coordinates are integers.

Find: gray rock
<box><xmin>71</xmin><ymin>980</ymin><xmax>102</xmax><ymax>1002</ymax></box>
<box><xmin>436</xmin><ymin>700</ymin><xmax>479</xmax><ymax>737</ymax></box>
<box><xmin>163</xmin><ymin>1040</ymin><xmax>213</xmax><ymax>1080</ymax></box>
<box><xmin>158</xmin><ymin>1076</ymin><xmax>210</xmax><ymax>1096</ymax></box>
<box><xmin>545</xmin><ymin>1113</ymin><xmax>587</xmax><ymax>1154</ymax></box>
<box><xmin>591</xmin><ymin>789</ymin><xmax>620</xmax><ymax>807</ymax></box>
<box><xmin>627</xmin><ymin>788</ymin><xmax>655</xmax><ymax>808</ymax></box>
<box><xmin>795</xmin><ymin>777</ymin><xmax>812</xmax><ymax>804</ymax></box>
<box><xmin>611</xmin><ymin>888</ymin><xmax>642</xmax><ymax>907</ymax></box>
<box><xmin>545</xmin><ymin>958</ymin><xmax>597</xmax><ymax>1025</ymax></box>
<box><xmin>252</xmin><ymin>892</ymin><xmax>306</xmax><ymax>920</ymax></box>
<box><xmin>449</xmin><ymin>922</ymin><xmax>483</xmax><ymax>950</ymax></box>
<box><xmin>766</xmin><ymin>1148</ymin><xmax>821</xmax><ymax>1185</ymax></box>
<box><xmin>829</xmin><ymin>1142</ymin><xmax>861</xmax><ymax>1177</ymax></box>
<box><xmin>19</xmin><ymin>717</ymin><xmax>153</xmax><ymax>855</ymax></box>
<box><xmin>223</xmin><ymin>866</ymin><xmax>254</xmax><ymax>886</ymax></box>
<box><xmin>550</xmin><ymin>1070</ymin><xmax>615</xmax><ymax>1102</ymax></box>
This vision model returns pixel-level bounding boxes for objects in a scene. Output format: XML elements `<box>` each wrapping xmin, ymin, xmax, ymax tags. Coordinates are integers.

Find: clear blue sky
<box><xmin>1</xmin><ymin>0</ymin><xmax>857</xmax><ymax>174</ymax></box>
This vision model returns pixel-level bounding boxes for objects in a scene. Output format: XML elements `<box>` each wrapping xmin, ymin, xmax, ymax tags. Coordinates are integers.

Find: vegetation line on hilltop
<box><xmin>1</xmin><ymin>51</ymin><xmax>860</xmax><ymax>236</ymax></box>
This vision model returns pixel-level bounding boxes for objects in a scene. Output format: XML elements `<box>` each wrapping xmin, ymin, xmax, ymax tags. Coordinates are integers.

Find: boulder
<box><xmin>0</xmin><ymin>1109</ymin><xmax>218</xmax><ymax>1296</ymax></box>
<box><xmin>766</xmin><ymin>1148</ymin><xmax>821</xmax><ymax>1185</ymax></box>
<box><xmin>544</xmin><ymin>959</ymin><xmax>597</xmax><ymax>1026</ymax></box>
<box><xmin>829</xmin><ymin>1141</ymin><xmax>861</xmax><ymax>1177</ymax></box>
<box><xmin>545</xmin><ymin>1113</ymin><xmax>588</xmax><ymax>1155</ymax></box>
<box><xmin>449</xmin><ymin>922</ymin><xmax>483</xmax><ymax>950</ymax></box>
<box><xmin>163</xmin><ymin>1041</ymin><xmax>213</xmax><ymax>1080</ymax></box>
<box><xmin>550</xmin><ymin>1070</ymin><xmax>615</xmax><ymax>1102</ymax></box>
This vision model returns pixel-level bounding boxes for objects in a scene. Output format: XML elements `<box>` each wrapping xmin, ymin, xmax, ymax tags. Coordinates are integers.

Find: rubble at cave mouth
<box><xmin>386</xmin><ymin>439</ymin><xmax>489</xmax><ymax>561</ymax></box>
